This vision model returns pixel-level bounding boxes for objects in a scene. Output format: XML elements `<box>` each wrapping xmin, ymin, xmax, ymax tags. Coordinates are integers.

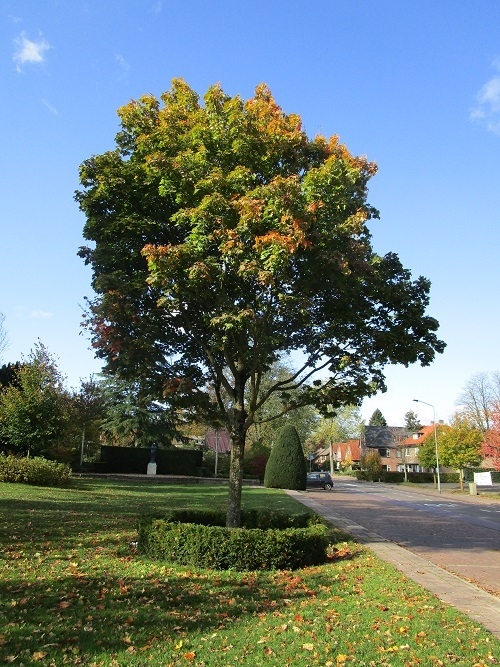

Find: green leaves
<box><xmin>77</xmin><ymin>78</ymin><xmax>446</xmax><ymax>526</ymax></box>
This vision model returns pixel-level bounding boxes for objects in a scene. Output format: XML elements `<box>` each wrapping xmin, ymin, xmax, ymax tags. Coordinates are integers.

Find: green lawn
<box><xmin>0</xmin><ymin>479</ymin><xmax>498</xmax><ymax>667</ymax></box>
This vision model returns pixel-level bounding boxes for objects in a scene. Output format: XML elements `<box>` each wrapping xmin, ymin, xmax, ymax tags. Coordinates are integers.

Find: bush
<box><xmin>0</xmin><ymin>454</ymin><xmax>72</xmax><ymax>486</ymax></box>
<box><xmin>138</xmin><ymin>515</ymin><xmax>329</xmax><ymax>570</ymax></box>
<box><xmin>264</xmin><ymin>425</ymin><xmax>307</xmax><ymax>490</ymax></box>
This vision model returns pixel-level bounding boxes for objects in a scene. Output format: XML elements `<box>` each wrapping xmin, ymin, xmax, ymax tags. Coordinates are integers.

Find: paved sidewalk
<box><xmin>286</xmin><ymin>489</ymin><xmax>500</xmax><ymax>640</ymax></box>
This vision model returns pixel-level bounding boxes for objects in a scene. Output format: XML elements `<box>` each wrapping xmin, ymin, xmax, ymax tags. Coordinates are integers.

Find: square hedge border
<box><xmin>137</xmin><ymin>509</ymin><xmax>330</xmax><ymax>571</ymax></box>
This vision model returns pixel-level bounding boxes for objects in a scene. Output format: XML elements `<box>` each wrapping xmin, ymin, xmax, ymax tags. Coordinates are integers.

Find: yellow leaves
<box><xmin>303</xmin><ymin>643</ymin><xmax>314</xmax><ymax>651</ymax></box>
<box><xmin>32</xmin><ymin>651</ymin><xmax>47</xmax><ymax>661</ymax></box>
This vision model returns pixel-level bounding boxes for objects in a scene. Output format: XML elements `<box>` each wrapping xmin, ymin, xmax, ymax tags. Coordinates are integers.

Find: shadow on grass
<box><xmin>0</xmin><ymin>551</ymin><xmax>364</xmax><ymax>662</ymax></box>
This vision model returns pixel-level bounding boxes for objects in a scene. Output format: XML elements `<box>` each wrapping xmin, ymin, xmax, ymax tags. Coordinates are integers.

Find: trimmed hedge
<box><xmin>356</xmin><ymin>471</ymin><xmax>461</xmax><ymax>484</ymax></box>
<box><xmin>0</xmin><ymin>454</ymin><xmax>72</xmax><ymax>486</ymax></box>
<box><xmin>153</xmin><ymin>508</ymin><xmax>320</xmax><ymax>529</ymax></box>
<box><xmin>264</xmin><ymin>425</ymin><xmax>307</xmax><ymax>490</ymax></box>
<box><xmin>137</xmin><ymin>509</ymin><xmax>329</xmax><ymax>570</ymax></box>
<box><xmin>100</xmin><ymin>445</ymin><xmax>202</xmax><ymax>475</ymax></box>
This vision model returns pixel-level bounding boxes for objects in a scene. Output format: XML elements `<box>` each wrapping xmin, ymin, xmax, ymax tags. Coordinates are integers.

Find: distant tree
<box><xmin>99</xmin><ymin>377</ymin><xmax>177</xmax><ymax>448</ymax></box>
<box><xmin>360</xmin><ymin>449</ymin><xmax>382</xmax><ymax>479</ymax></box>
<box><xmin>71</xmin><ymin>376</ymin><xmax>107</xmax><ymax>464</ymax></box>
<box><xmin>309</xmin><ymin>405</ymin><xmax>363</xmax><ymax>447</ymax></box>
<box><xmin>404</xmin><ymin>409</ymin><xmax>422</xmax><ymax>432</ymax></box>
<box><xmin>307</xmin><ymin>404</ymin><xmax>363</xmax><ymax>471</ymax></box>
<box><xmin>418</xmin><ymin>425</ymin><xmax>441</xmax><ymax>472</ymax></box>
<box><xmin>483</xmin><ymin>406</ymin><xmax>500</xmax><ymax>470</ymax></box>
<box><xmin>264</xmin><ymin>425</ymin><xmax>307</xmax><ymax>490</ymax></box>
<box><xmin>246</xmin><ymin>359</ymin><xmax>319</xmax><ymax>449</ymax></box>
<box><xmin>77</xmin><ymin>79</ymin><xmax>445</xmax><ymax>526</ymax></box>
<box><xmin>439</xmin><ymin>415</ymin><xmax>483</xmax><ymax>490</ymax></box>
<box><xmin>0</xmin><ymin>363</ymin><xmax>22</xmax><ymax>389</ymax></box>
<box><xmin>456</xmin><ymin>371</ymin><xmax>500</xmax><ymax>432</ymax></box>
<box><xmin>369</xmin><ymin>409</ymin><xmax>387</xmax><ymax>426</ymax></box>
<box><xmin>0</xmin><ymin>342</ymin><xmax>69</xmax><ymax>457</ymax></box>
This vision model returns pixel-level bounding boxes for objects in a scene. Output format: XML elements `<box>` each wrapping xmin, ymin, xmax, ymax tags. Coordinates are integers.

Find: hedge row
<box><xmin>100</xmin><ymin>445</ymin><xmax>203</xmax><ymax>475</ymax></box>
<box><xmin>137</xmin><ymin>509</ymin><xmax>328</xmax><ymax>570</ymax></box>
<box><xmin>0</xmin><ymin>454</ymin><xmax>72</xmax><ymax>486</ymax></box>
<box><xmin>355</xmin><ymin>471</ymin><xmax>460</xmax><ymax>483</ymax></box>
<box><xmin>138</xmin><ymin>518</ymin><xmax>329</xmax><ymax>570</ymax></box>
<box><xmin>155</xmin><ymin>508</ymin><xmax>320</xmax><ymax>529</ymax></box>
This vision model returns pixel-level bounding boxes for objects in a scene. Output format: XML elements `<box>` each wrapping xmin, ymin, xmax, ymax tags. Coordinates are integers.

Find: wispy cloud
<box><xmin>31</xmin><ymin>310</ymin><xmax>53</xmax><ymax>320</ymax></box>
<box><xmin>115</xmin><ymin>53</ymin><xmax>130</xmax><ymax>81</ymax></box>
<box><xmin>471</xmin><ymin>60</ymin><xmax>500</xmax><ymax>135</ymax></box>
<box><xmin>13</xmin><ymin>32</ymin><xmax>51</xmax><ymax>72</ymax></box>
<box><xmin>150</xmin><ymin>1</ymin><xmax>163</xmax><ymax>15</ymax></box>
<box><xmin>41</xmin><ymin>98</ymin><xmax>59</xmax><ymax>115</ymax></box>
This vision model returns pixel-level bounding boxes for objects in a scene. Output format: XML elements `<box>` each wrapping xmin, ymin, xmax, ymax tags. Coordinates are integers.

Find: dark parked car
<box><xmin>306</xmin><ymin>471</ymin><xmax>333</xmax><ymax>490</ymax></box>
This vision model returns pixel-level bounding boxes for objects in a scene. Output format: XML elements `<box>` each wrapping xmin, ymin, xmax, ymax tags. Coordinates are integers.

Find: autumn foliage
<box><xmin>77</xmin><ymin>79</ymin><xmax>445</xmax><ymax>526</ymax></box>
<box><xmin>483</xmin><ymin>405</ymin><xmax>500</xmax><ymax>470</ymax></box>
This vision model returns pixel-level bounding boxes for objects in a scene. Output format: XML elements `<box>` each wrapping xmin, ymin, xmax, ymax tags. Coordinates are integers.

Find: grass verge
<box><xmin>0</xmin><ymin>479</ymin><xmax>498</xmax><ymax>666</ymax></box>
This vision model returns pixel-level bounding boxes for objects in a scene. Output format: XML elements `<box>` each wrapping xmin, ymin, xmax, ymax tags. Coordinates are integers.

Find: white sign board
<box><xmin>474</xmin><ymin>471</ymin><xmax>492</xmax><ymax>486</ymax></box>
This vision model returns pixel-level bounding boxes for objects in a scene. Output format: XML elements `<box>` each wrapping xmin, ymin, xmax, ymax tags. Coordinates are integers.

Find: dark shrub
<box><xmin>264</xmin><ymin>425</ymin><xmax>307</xmax><ymax>490</ymax></box>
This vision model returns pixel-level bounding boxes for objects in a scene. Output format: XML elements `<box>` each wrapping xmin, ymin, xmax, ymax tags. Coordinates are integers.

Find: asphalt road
<box><xmin>303</xmin><ymin>478</ymin><xmax>500</xmax><ymax>597</ymax></box>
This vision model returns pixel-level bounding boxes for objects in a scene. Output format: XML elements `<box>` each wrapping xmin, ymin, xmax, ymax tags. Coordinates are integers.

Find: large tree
<box><xmin>77</xmin><ymin>79</ymin><xmax>445</xmax><ymax>526</ymax></box>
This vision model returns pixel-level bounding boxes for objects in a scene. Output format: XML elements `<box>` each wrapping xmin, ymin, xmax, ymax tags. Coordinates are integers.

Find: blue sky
<box><xmin>1</xmin><ymin>0</ymin><xmax>499</xmax><ymax>426</ymax></box>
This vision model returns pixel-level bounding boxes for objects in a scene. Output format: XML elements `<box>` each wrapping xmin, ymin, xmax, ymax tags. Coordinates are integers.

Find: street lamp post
<box><xmin>413</xmin><ymin>399</ymin><xmax>441</xmax><ymax>494</ymax></box>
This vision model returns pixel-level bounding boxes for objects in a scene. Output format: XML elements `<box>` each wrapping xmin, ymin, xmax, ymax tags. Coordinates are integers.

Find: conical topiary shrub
<box><xmin>264</xmin><ymin>425</ymin><xmax>307</xmax><ymax>490</ymax></box>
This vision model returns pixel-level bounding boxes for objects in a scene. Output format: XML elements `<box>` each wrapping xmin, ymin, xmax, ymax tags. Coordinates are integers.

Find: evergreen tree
<box><xmin>369</xmin><ymin>409</ymin><xmax>387</xmax><ymax>426</ymax></box>
<box><xmin>404</xmin><ymin>409</ymin><xmax>422</xmax><ymax>432</ymax></box>
<box><xmin>264</xmin><ymin>425</ymin><xmax>307</xmax><ymax>490</ymax></box>
<box><xmin>0</xmin><ymin>363</ymin><xmax>22</xmax><ymax>389</ymax></box>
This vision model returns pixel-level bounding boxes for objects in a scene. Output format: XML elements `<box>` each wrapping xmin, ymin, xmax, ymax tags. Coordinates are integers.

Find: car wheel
<box><xmin>324</xmin><ymin>482</ymin><xmax>333</xmax><ymax>490</ymax></box>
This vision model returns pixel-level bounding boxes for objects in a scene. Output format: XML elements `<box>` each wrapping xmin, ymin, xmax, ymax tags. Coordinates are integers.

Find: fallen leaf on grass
<box><xmin>32</xmin><ymin>651</ymin><xmax>47</xmax><ymax>661</ymax></box>
<box><xmin>183</xmin><ymin>651</ymin><xmax>196</xmax><ymax>660</ymax></box>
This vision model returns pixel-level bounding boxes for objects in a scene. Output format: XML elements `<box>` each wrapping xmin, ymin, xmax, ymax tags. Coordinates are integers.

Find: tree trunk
<box><xmin>226</xmin><ymin>431</ymin><xmax>245</xmax><ymax>527</ymax></box>
<box><xmin>226</xmin><ymin>374</ymin><xmax>247</xmax><ymax>528</ymax></box>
